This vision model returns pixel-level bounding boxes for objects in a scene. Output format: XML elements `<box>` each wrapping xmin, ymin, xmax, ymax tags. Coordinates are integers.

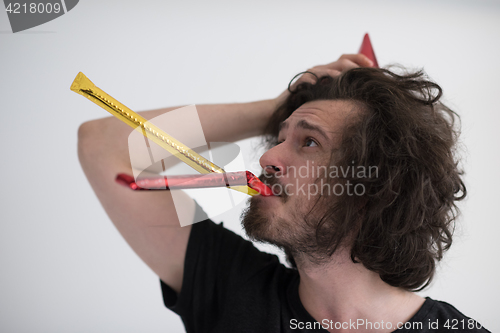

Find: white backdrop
<box><xmin>1</xmin><ymin>0</ymin><xmax>499</xmax><ymax>332</ymax></box>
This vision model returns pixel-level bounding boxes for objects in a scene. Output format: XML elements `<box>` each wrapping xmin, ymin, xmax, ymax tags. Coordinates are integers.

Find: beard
<box><xmin>240</xmin><ymin>172</ymin><xmax>327</xmax><ymax>265</ymax></box>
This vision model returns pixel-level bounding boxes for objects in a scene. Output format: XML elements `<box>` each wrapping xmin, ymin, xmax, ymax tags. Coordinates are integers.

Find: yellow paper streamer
<box><xmin>71</xmin><ymin>72</ymin><xmax>258</xmax><ymax>196</ymax></box>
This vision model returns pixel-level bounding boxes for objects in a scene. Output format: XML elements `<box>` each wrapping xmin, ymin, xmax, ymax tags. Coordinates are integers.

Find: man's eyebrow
<box><xmin>279</xmin><ymin>119</ymin><xmax>329</xmax><ymax>140</ymax></box>
<box><xmin>278</xmin><ymin>121</ymin><xmax>289</xmax><ymax>132</ymax></box>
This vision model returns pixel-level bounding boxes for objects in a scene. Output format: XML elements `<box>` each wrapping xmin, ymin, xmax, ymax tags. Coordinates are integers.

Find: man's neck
<box><xmin>296</xmin><ymin>249</ymin><xmax>425</xmax><ymax>333</ymax></box>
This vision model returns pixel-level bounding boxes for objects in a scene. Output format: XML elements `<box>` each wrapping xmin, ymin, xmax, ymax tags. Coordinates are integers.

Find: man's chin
<box><xmin>241</xmin><ymin>199</ymin><xmax>275</xmax><ymax>242</ymax></box>
<box><xmin>242</xmin><ymin>201</ymin><xmax>295</xmax><ymax>252</ymax></box>
<box><xmin>242</xmin><ymin>199</ymin><xmax>262</xmax><ymax>230</ymax></box>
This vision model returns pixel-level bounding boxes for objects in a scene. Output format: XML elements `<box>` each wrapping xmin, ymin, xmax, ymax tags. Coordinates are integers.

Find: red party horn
<box><xmin>116</xmin><ymin>171</ymin><xmax>274</xmax><ymax>196</ymax></box>
<box><xmin>359</xmin><ymin>33</ymin><xmax>379</xmax><ymax>68</ymax></box>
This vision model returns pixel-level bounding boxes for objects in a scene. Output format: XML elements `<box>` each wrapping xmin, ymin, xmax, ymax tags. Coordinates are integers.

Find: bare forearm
<box><xmin>195</xmin><ymin>99</ymin><xmax>276</xmax><ymax>142</ymax></box>
<box><xmin>78</xmin><ymin>99</ymin><xmax>276</xmax><ymax>169</ymax></box>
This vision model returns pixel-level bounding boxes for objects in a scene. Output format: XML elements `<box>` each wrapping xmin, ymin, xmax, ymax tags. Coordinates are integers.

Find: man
<box><xmin>78</xmin><ymin>54</ymin><xmax>489</xmax><ymax>332</ymax></box>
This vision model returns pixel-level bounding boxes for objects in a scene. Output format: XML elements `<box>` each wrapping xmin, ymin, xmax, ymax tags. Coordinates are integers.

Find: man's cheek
<box><xmin>275</xmin><ymin>169</ymin><xmax>285</xmax><ymax>178</ymax></box>
<box><xmin>284</xmin><ymin>183</ymin><xmax>294</xmax><ymax>197</ymax></box>
<box><xmin>295</xmin><ymin>182</ymin><xmax>306</xmax><ymax>196</ymax></box>
<box><xmin>307</xmin><ymin>183</ymin><xmax>320</xmax><ymax>200</ymax></box>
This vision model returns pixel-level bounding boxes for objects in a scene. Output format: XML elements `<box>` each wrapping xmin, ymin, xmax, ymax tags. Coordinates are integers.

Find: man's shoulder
<box><xmin>163</xmin><ymin>213</ymin><xmax>300</xmax><ymax>332</ymax></box>
<box><xmin>190</xmin><ymin>217</ymin><xmax>291</xmax><ymax>281</ymax></box>
<box><xmin>406</xmin><ymin>297</ymin><xmax>490</xmax><ymax>332</ymax></box>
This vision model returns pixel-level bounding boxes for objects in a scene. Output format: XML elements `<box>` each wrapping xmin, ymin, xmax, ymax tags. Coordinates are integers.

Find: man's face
<box><xmin>242</xmin><ymin>99</ymin><xmax>360</xmax><ymax>256</ymax></box>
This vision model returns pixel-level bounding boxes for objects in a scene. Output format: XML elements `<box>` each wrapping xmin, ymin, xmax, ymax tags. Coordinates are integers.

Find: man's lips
<box><xmin>262</xmin><ymin>182</ymin><xmax>286</xmax><ymax>198</ymax></box>
<box><xmin>256</xmin><ymin>173</ymin><xmax>287</xmax><ymax>198</ymax></box>
<box><xmin>246</xmin><ymin>171</ymin><xmax>274</xmax><ymax>196</ymax></box>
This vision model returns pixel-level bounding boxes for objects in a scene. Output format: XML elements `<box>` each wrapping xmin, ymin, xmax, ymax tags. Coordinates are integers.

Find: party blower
<box><xmin>71</xmin><ymin>34</ymin><xmax>377</xmax><ymax>196</ymax></box>
<box><xmin>70</xmin><ymin>73</ymin><xmax>273</xmax><ymax>196</ymax></box>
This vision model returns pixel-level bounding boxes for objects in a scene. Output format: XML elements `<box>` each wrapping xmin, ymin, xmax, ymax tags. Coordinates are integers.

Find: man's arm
<box><xmin>77</xmin><ymin>53</ymin><xmax>373</xmax><ymax>295</ymax></box>
<box><xmin>77</xmin><ymin>100</ymin><xmax>276</xmax><ymax>294</ymax></box>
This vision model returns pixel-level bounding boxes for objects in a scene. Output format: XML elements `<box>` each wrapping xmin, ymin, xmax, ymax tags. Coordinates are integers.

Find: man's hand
<box><xmin>274</xmin><ymin>53</ymin><xmax>375</xmax><ymax>108</ymax></box>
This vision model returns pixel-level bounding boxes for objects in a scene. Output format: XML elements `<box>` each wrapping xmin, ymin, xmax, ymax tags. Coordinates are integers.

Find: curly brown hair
<box><xmin>263</xmin><ymin>67</ymin><xmax>466</xmax><ymax>291</ymax></box>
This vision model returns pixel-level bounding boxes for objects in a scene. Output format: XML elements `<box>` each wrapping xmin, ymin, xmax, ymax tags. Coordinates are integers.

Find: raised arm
<box><xmin>77</xmin><ymin>53</ymin><xmax>373</xmax><ymax>294</ymax></box>
<box><xmin>77</xmin><ymin>100</ymin><xmax>276</xmax><ymax>293</ymax></box>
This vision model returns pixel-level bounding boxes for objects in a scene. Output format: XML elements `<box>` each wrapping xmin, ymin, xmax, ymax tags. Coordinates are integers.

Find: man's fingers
<box><xmin>335</xmin><ymin>58</ymin><xmax>361</xmax><ymax>71</ymax></box>
<box><xmin>326</xmin><ymin>69</ymin><xmax>342</xmax><ymax>77</ymax></box>
<box><xmin>289</xmin><ymin>72</ymin><xmax>318</xmax><ymax>89</ymax></box>
<box><xmin>318</xmin><ymin>55</ymin><xmax>373</xmax><ymax>74</ymax></box>
<box><xmin>292</xmin><ymin>67</ymin><xmax>344</xmax><ymax>89</ymax></box>
<box><xmin>339</xmin><ymin>53</ymin><xmax>374</xmax><ymax>67</ymax></box>
<box><xmin>282</xmin><ymin>52</ymin><xmax>375</xmax><ymax>103</ymax></box>
<box><xmin>289</xmin><ymin>53</ymin><xmax>373</xmax><ymax>90</ymax></box>
<box><xmin>299</xmin><ymin>75</ymin><xmax>317</xmax><ymax>85</ymax></box>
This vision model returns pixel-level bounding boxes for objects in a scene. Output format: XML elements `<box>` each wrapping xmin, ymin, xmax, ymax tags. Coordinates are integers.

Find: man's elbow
<box><xmin>77</xmin><ymin>120</ymin><xmax>102</xmax><ymax>163</ymax></box>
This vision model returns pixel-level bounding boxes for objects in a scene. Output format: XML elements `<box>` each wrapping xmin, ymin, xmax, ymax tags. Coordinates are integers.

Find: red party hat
<box><xmin>359</xmin><ymin>33</ymin><xmax>379</xmax><ymax>68</ymax></box>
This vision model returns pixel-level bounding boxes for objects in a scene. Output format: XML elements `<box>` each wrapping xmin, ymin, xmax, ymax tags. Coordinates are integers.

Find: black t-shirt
<box><xmin>160</xmin><ymin>217</ymin><xmax>490</xmax><ymax>332</ymax></box>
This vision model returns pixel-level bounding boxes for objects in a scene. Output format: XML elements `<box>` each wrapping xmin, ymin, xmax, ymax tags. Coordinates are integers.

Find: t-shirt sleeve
<box><xmin>159</xmin><ymin>202</ymin><xmax>282</xmax><ymax>331</ymax></box>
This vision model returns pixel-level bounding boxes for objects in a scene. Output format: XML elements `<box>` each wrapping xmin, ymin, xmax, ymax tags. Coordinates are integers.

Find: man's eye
<box><xmin>304</xmin><ymin>138</ymin><xmax>318</xmax><ymax>147</ymax></box>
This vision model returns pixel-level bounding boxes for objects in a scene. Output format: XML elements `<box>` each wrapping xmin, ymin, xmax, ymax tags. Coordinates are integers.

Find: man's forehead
<box><xmin>281</xmin><ymin>99</ymin><xmax>360</xmax><ymax>132</ymax></box>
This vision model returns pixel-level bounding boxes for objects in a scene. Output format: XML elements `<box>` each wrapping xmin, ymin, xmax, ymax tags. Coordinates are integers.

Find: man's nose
<box><xmin>259</xmin><ymin>145</ymin><xmax>287</xmax><ymax>176</ymax></box>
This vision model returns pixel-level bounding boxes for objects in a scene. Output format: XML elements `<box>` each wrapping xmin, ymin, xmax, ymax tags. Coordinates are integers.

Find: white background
<box><xmin>1</xmin><ymin>0</ymin><xmax>499</xmax><ymax>332</ymax></box>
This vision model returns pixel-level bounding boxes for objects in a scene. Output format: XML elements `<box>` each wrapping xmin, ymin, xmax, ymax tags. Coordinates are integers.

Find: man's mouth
<box><xmin>258</xmin><ymin>173</ymin><xmax>287</xmax><ymax>199</ymax></box>
<box><xmin>264</xmin><ymin>183</ymin><xmax>287</xmax><ymax>199</ymax></box>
